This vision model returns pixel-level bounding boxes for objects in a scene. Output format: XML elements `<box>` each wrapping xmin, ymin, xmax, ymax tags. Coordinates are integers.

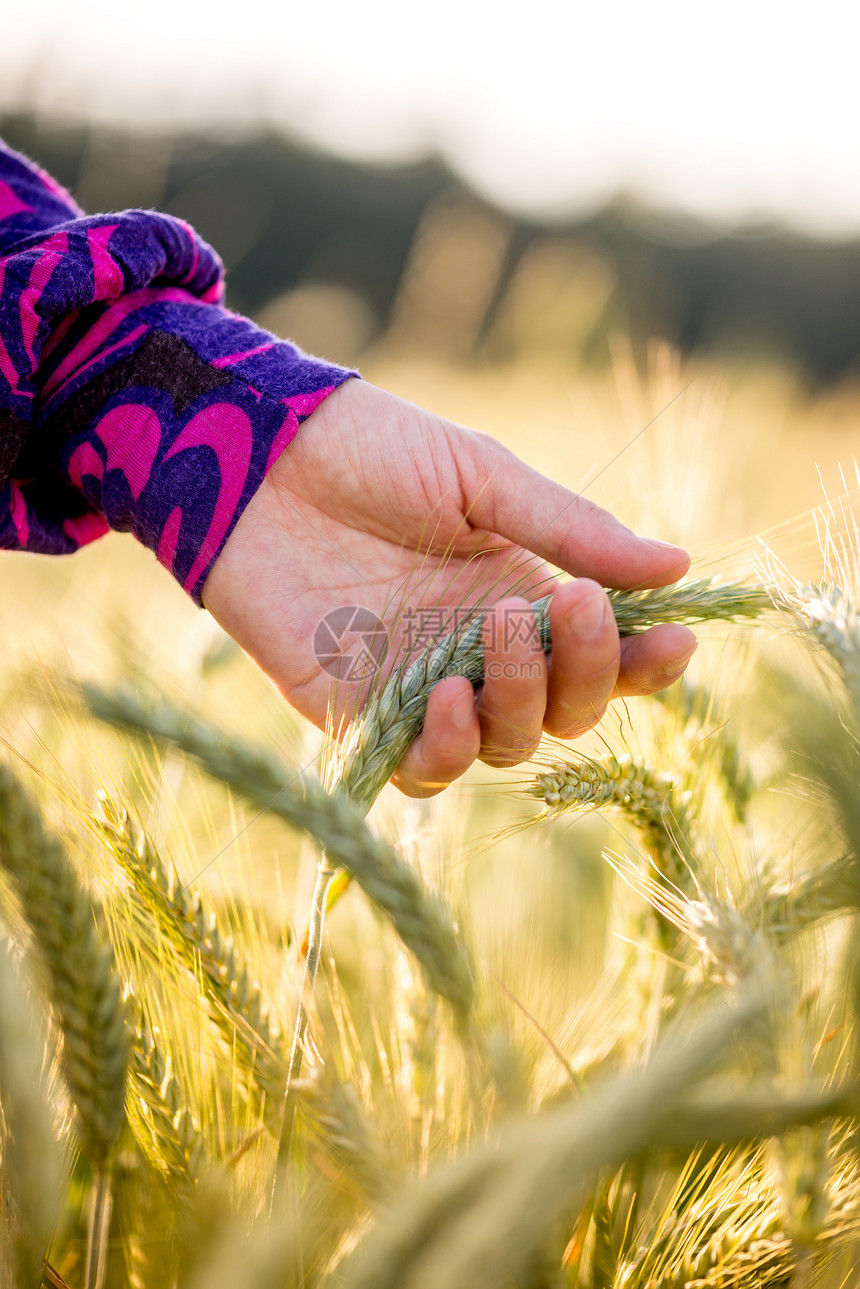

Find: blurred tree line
<box><xmin>4</xmin><ymin>110</ymin><xmax>860</xmax><ymax>385</ymax></box>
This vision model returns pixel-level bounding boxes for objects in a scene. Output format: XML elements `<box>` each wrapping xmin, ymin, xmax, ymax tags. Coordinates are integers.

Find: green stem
<box><xmin>84</xmin><ymin>1168</ymin><xmax>112</xmax><ymax>1289</ymax></box>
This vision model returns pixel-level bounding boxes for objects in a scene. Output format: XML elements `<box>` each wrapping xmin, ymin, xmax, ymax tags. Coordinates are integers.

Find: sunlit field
<box><xmin>3</xmin><ymin>324</ymin><xmax>860</xmax><ymax>1287</ymax></box>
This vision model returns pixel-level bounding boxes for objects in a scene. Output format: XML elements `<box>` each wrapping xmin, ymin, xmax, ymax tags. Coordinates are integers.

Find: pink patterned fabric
<box><xmin>0</xmin><ymin>138</ymin><xmax>356</xmax><ymax>601</ymax></box>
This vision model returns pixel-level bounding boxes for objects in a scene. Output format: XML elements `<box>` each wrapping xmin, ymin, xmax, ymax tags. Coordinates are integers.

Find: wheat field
<box><xmin>2</xmin><ymin>339</ymin><xmax>860</xmax><ymax>1287</ymax></box>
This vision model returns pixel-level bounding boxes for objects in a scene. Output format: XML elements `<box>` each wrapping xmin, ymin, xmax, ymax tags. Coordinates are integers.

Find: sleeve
<box><xmin>0</xmin><ymin>138</ymin><xmax>357</xmax><ymax>603</ymax></box>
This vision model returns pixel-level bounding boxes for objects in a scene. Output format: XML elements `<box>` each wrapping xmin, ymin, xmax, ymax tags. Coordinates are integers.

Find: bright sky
<box><xmin>4</xmin><ymin>0</ymin><xmax>859</xmax><ymax>234</ymax></box>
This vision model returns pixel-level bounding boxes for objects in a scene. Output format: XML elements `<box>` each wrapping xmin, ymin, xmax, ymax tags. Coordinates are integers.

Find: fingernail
<box><xmin>568</xmin><ymin>590</ymin><xmax>608</xmax><ymax>640</ymax></box>
<box><xmin>451</xmin><ymin>688</ymin><xmax>476</xmax><ymax>729</ymax></box>
<box><xmin>661</xmin><ymin>641</ymin><xmax>698</xmax><ymax>676</ymax></box>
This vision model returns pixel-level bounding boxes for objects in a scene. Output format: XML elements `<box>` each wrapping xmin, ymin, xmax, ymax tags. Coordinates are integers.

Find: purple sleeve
<box><xmin>0</xmin><ymin>139</ymin><xmax>357</xmax><ymax>603</ymax></box>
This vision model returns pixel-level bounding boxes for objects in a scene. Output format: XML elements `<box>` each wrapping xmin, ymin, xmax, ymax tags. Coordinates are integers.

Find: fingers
<box><xmin>478</xmin><ymin>598</ymin><xmax>548</xmax><ymax>767</ymax></box>
<box><xmin>615</xmin><ymin>623</ymin><xmax>698</xmax><ymax>696</ymax></box>
<box><xmin>392</xmin><ymin>588</ymin><xmax>699</xmax><ymax>798</ymax></box>
<box><xmin>459</xmin><ymin>434</ymin><xmax>690</xmax><ymax>590</ymax></box>
<box><xmin>392</xmin><ymin>595</ymin><xmax>551</xmax><ymax>794</ymax></box>
<box><xmin>392</xmin><ymin>677</ymin><xmax>480</xmax><ymax>798</ymax></box>
<box><xmin>542</xmin><ymin>580</ymin><xmax>622</xmax><ymax>738</ymax></box>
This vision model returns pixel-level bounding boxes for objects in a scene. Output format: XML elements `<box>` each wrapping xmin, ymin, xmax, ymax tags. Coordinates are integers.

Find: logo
<box><xmin>313</xmin><ymin>606</ymin><xmax>389</xmax><ymax>682</ymax></box>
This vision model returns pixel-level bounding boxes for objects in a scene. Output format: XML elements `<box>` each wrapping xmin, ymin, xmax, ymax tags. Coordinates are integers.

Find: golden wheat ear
<box><xmin>95</xmin><ymin>796</ymin><xmax>287</xmax><ymax>1122</ymax></box>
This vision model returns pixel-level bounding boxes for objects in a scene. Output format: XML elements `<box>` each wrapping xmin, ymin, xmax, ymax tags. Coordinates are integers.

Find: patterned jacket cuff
<box><xmin>39</xmin><ymin>289</ymin><xmax>357</xmax><ymax>602</ymax></box>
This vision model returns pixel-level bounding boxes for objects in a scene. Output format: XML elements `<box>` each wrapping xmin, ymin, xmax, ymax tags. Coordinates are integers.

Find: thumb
<box><xmin>462</xmin><ymin>437</ymin><xmax>689</xmax><ymax>590</ymax></box>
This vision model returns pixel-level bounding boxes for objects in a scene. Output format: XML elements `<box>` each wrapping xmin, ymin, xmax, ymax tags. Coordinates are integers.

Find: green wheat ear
<box><xmin>83</xmin><ymin>688</ymin><xmax>475</xmax><ymax>1019</ymax></box>
<box><xmin>0</xmin><ymin>765</ymin><xmax>129</xmax><ymax>1169</ymax></box>
<box><xmin>334</xmin><ymin>576</ymin><xmax>772</xmax><ymax>812</ymax></box>
<box><xmin>528</xmin><ymin>751</ymin><xmax>696</xmax><ymax>880</ymax></box>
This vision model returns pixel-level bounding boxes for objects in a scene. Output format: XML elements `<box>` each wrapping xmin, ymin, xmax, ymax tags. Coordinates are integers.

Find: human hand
<box><xmin>201</xmin><ymin>379</ymin><xmax>696</xmax><ymax>797</ymax></box>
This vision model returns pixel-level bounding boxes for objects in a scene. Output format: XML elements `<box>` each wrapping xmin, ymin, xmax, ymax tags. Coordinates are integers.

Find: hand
<box><xmin>201</xmin><ymin>379</ymin><xmax>697</xmax><ymax>797</ymax></box>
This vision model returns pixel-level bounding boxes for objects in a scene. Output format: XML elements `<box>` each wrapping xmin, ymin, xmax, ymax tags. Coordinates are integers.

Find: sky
<box><xmin>3</xmin><ymin>0</ymin><xmax>859</xmax><ymax>235</ymax></box>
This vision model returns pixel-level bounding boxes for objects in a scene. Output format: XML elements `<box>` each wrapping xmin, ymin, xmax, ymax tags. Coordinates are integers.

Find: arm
<box><xmin>0</xmin><ymin>137</ymin><xmax>355</xmax><ymax>592</ymax></box>
<box><xmin>1</xmin><ymin>139</ymin><xmax>696</xmax><ymax>796</ymax></box>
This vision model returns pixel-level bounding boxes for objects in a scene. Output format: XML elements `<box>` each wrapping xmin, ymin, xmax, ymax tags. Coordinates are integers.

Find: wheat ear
<box><xmin>529</xmin><ymin>751</ymin><xmax>696</xmax><ymax>880</ymax></box>
<box><xmin>775</xmin><ymin>582</ymin><xmax>860</xmax><ymax>724</ymax></box>
<box><xmin>96</xmin><ymin>798</ymin><xmax>286</xmax><ymax>1118</ymax></box>
<box><xmin>0</xmin><ymin>767</ymin><xmax>129</xmax><ymax>1289</ymax></box>
<box><xmin>127</xmin><ymin>1011</ymin><xmax>203</xmax><ymax>1189</ymax></box>
<box><xmin>759</xmin><ymin>857</ymin><xmax>858</xmax><ymax>933</ymax></box>
<box><xmin>335</xmin><ymin>577</ymin><xmax>770</xmax><ymax>811</ymax></box>
<box><xmin>0</xmin><ymin>946</ymin><xmax>62</xmax><ymax>1286</ymax></box>
<box><xmin>340</xmin><ymin>1003</ymin><xmax>850</xmax><ymax>1289</ymax></box>
<box><xmin>297</xmin><ymin>1063</ymin><xmax>398</xmax><ymax>1204</ymax></box>
<box><xmin>84</xmin><ymin>688</ymin><xmax>474</xmax><ymax>1019</ymax></box>
<box><xmin>652</xmin><ymin>676</ymin><xmax>753</xmax><ymax>822</ymax></box>
<box><xmin>0</xmin><ymin>766</ymin><xmax>129</xmax><ymax>1168</ymax></box>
